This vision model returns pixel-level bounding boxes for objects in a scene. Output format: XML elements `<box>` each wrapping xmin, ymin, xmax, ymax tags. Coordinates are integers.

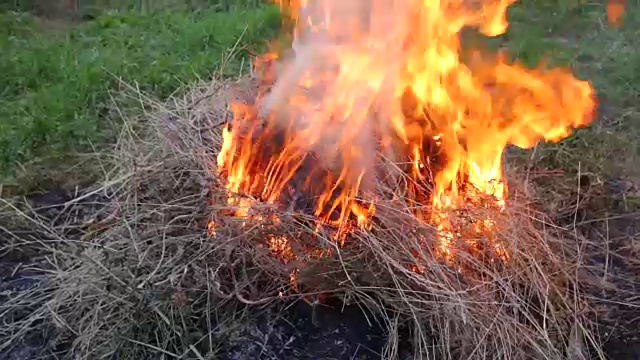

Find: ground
<box><xmin>0</xmin><ymin>1</ymin><xmax>639</xmax><ymax>359</ymax></box>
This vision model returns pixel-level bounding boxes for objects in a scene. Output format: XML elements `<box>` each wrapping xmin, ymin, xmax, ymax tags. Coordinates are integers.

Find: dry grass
<box><xmin>0</xmin><ymin>76</ymin><xmax>628</xmax><ymax>360</ymax></box>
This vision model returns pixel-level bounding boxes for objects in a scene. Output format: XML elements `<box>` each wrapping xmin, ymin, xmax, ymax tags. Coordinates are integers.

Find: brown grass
<box><xmin>0</xmin><ymin>77</ymin><xmax>617</xmax><ymax>360</ymax></box>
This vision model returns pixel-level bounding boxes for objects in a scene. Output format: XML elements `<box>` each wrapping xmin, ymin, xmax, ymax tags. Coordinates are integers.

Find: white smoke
<box><xmin>258</xmin><ymin>0</ymin><xmax>415</xmax><ymax>192</ymax></box>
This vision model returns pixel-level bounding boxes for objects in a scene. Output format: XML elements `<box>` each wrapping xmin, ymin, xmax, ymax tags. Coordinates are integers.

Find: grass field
<box><xmin>0</xmin><ymin>1</ymin><xmax>280</xmax><ymax>192</ymax></box>
<box><xmin>0</xmin><ymin>0</ymin><xmax>639</xmax><ymax>359</ymax></box>
<box><xmin>507</xmin><ymin>1</ymin><xmax>639</xmax><ymax>179</ymax></box>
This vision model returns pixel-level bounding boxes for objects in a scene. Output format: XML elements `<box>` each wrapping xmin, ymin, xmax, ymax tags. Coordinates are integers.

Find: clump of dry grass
<box><xmin>0</xmin><ymin>77</ymin><xmax>610</xmax><ymax>360</ymax></box>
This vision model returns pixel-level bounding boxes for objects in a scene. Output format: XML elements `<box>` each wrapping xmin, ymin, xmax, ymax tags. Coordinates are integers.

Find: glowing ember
<box><xmin>268</xmin><ymin>235</ymin><xmax>295</xmax><ymax>262</ymax></box>
<box><xmin>213</xmin><ymin>0</ymin><xmax>596</xmax><ymax>264</ymax></box>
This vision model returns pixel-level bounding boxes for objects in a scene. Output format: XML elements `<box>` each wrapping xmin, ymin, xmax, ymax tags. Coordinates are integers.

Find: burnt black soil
<box><xmin>220</xmin><ymin>300</ymin><xmax>396</xmax><ymax>360</ymax></box>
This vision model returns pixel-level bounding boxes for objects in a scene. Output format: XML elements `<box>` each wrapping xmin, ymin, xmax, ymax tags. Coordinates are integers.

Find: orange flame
<box><xmin>606</xmin><ymin>0</ymin><xmax>625</xmax><ymax>27</ymax></box>
<box><xmin>215</xmin><ymin>0</ymin><xmax>596</xmax><ymax>262</ymax></box>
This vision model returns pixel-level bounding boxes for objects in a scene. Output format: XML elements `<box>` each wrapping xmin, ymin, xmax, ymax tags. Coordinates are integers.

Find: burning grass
<box><xmin>0</xmin><ymin>77</ymin><xmax>611</xmax><ymax>359</ymax></box>
<box><xmin>202</xmin><ymin>76</ymin><xmax>606</xmax><ymax>359</ymax></box>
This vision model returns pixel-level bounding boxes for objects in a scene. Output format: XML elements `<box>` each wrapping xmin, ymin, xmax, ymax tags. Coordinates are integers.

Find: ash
<box><xmin>220</xmin><ymin>300</ymin><xmax>406</xmax><ymax>360</ymax></box>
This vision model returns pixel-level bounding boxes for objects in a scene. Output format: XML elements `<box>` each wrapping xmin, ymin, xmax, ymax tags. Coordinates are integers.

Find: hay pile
<box><xmin>0</xmin><ymin>78</ymin><xmax>608</xmax><ymax>360</ymax></box>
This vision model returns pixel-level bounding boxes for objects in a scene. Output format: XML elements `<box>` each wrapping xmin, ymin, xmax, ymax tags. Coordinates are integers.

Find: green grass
<box><xmin>0</xmin><ymin>4</ymin><xmax>280</xmax><ymax>189</ymax></box>
<box><xmin>502</xmin><ymin>1</ymin><xmax>640</xmax><ymax>179</ymax></box>
<box><xmin>0</xmin><ymin>0</ymin><xmax>265</xmax><ymax>15</ymax></box>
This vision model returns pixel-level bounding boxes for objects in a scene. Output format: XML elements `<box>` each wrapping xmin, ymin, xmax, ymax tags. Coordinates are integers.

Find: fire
<box><xmin>268</xmin><ymin>235</ymin><xmax>295</xmax><ymax>262</ymax></box>
<box><xmin>213</xmin><ymin>0</ymin><xmax>596</xmax><ymax>264</ymax></box>
<box><xmin>606</xmin><ymin>0</ymin><xmax>625</xmax><ymax>27</ymax></box>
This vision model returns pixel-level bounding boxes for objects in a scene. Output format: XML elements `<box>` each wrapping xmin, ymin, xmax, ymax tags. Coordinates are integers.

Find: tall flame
<box><xmin>215</xmin><ymin>0</ymin><xmax>596</xmax><ymax>260</ymax></box>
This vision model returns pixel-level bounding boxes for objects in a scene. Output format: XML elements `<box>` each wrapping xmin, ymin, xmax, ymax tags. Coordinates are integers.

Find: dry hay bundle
<box><xmin>1</xmin><ymin>79</ymin><xmax>604</xmax><ymax>360</ymax></box>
